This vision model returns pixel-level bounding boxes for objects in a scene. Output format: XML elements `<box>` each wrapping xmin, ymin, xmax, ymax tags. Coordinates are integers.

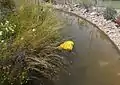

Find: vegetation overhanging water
<box><xmin>0</xmin><ymin>0</ymin><xmax>120</xmax><ymax>85</ymax></box>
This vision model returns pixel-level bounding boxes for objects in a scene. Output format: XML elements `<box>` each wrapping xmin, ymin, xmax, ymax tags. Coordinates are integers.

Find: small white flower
<box><xmin>1</xmin><ymin>40</ymin><xmax>4</xmax><ymax>43</ymax></box>
<box><xmin>14</xmin><ymin>25</ymin><xmax>16</xmax><ymax>27</ymax></box>
<box><xmin>5</xmin><ymin>28</ymin><xmax>9</xmax><ymax>32</ymax></box>
<box><xmin>32</xmin><ymin>29</ymin><xmax>36</xmax><ymax>32</ymax></box>
<box><xmin>9</xmin><ymin>27</ymin><xmax>14</xmax><ymax>32</ymax></box>
<box><xmin>1</xmin><ymin>23</ymin><xmax>3</xmax><ymax>26</ymax></box>
<box><xmin>21</xmin><ymin>37</ymin><xmax>24</xmax><ymax>40</ymax></box>
<box><xmin>5</xmin><ymin>20</ymin><xmax>9</xmax><ymax>24</ymax></box>
<box><xmin>0</xmin><ymin>31</ymin><xmax>3</xmax><ymax>36</ymax></box>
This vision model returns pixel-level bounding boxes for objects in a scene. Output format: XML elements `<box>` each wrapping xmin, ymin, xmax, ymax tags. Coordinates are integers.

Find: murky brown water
<box><xmin>55</xmin><ymin>11</ymin><xmax>120</xmax><ymax>85</ymax></box>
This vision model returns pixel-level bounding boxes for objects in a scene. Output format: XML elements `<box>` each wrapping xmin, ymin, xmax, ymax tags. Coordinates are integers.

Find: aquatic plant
<box><xmin>0</xmin><ymin>2</ymin><xmax>67</xmax><ymax>85</ymax></box>
<box><xmin>78</xmin><ymin>19</ymin><xmax>87</xmax><ymax>26</ymax></box>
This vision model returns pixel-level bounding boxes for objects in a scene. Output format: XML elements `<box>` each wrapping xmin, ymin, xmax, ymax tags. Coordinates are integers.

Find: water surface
<box><xmin>55</xmin><ymin>11</ymin><xmax>120</xmax><ymax>85</ymax></box>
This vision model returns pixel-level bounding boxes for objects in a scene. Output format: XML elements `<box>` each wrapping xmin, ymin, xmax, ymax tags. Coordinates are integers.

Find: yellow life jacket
<box><xmin>58</xmin><ymin>40</ymin><xmax>74</xmax><ymax>51</ymax></box>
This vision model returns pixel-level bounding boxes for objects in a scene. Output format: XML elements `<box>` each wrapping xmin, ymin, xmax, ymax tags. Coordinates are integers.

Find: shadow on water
<box><xmin>55</xmin><ymin>11</ymin><xmax>120</xmax><ymax>85</ymax></box>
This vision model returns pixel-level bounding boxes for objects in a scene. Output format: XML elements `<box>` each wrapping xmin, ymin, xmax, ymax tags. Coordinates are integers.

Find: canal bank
<box><xmin>53</xmin><ymin>4</ymin><xmax>120</xmax><ymax>51</ymax></box>
<box><xmin>55</xmin><ymin>10</ymin><xmax>120</xmax><ymax>85</ymax></box>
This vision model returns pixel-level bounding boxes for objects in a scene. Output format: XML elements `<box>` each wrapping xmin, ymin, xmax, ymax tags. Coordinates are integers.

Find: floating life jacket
<box><xmin>58</xmin><ymin>40</ymin><xmax>74</xmax><ymax>51</ymax></box>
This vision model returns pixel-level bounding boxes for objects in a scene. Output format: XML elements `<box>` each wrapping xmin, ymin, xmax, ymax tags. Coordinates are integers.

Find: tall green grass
<box><xmin>0</xmin><ymin>2</ymin><xmax>66</xmax><ymax>85</ymax></box>
<box><xmin>0</xmin><ymin>0</ymin><xmax>15</xmax><ymax>21</ymax></box>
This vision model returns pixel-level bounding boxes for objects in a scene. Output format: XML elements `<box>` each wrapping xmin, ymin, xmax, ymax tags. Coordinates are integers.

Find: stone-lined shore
<box><xmin>53</xmin><ymin>4</ymin><xmax>120</xmax><ymax>50</ymax></box>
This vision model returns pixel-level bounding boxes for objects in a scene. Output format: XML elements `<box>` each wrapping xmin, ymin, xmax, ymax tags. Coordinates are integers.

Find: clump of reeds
<box><xmin>0</xmin><ymin>1</ymin><xmax>67</xmax><ymax>85</ymax></box>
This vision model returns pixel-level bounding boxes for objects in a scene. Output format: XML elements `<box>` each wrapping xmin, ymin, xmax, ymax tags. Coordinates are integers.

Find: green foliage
<box><xmin>9</xmin><ymin>4</ymin><xmax>61</xmax><ymax>48</ymax></box>
<box><xmin>0</xmin><ymin>0</ymin><xmax>15</xmax><ymax>9</ymax></box>
<box><xmin>0</xmin><ymin>0</ymin><xmax>15</xmax><ymax>21</ymax></box>
<box><xmin>0</xmin><ymin>2</ymin><xmax>66</xmax><ymax>85</ymax></box>
<box><xmin>0</xmin><ymin>20</ymin><xmax>16</xmax><ymax>42</ymax></box>
<box><xmin>103</xmin><ymin>7</ymin><xmax>117</xmax><ymax>20</ymax></box>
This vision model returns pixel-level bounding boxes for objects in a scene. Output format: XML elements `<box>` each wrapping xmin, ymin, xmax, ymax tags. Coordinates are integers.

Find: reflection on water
<box><xmin>55</xmin><ymin>12</ymin><xmax>120</xmax><ymax>85</ymax></box>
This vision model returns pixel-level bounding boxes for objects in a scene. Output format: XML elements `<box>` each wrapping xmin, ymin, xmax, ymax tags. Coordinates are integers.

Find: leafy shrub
<box><xmin>0</xmin><ymin>2</ymin><xmax>67</xmax><ymax>85</ymax></box>
<box><xmin>103</xmin><ymin>7</ymin><xmax>117</xmax><ymax>20</ymax></box>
